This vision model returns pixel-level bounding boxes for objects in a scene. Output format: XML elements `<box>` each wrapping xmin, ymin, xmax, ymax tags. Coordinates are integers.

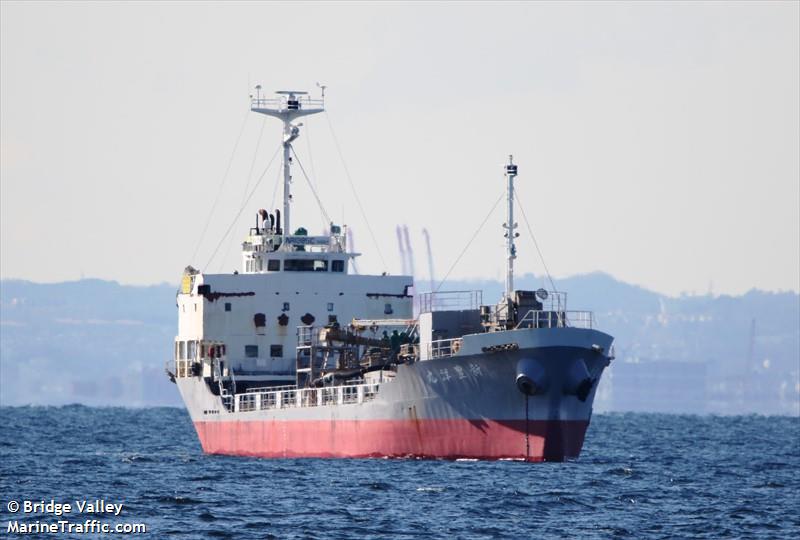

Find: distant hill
<box><xmin>1</xmin><ymin>276</ymin><xmax>798</xmax><ymax>414</ymax></box>
<box><xmin>0</xmin><ymin>279</ymin><xmax>179</xmax><ymax>407</ymax></box>
<box><xmin>441</xmin><ymin>271</ymin><xmax>663</xmax><ymax>314</ymax></box>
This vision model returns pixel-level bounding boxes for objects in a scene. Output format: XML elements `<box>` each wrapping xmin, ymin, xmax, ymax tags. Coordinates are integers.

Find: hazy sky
<box><xmin>1</xmin><ymin>1</ymin><xmax>798</xmax><ymax>297</ymax></box>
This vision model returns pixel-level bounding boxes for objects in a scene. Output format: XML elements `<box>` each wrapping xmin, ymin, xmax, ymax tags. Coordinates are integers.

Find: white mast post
<box><xmin>250</xmin><ymin>88</ymin><xmax>325</xmax><ymax>243</ymax></box>
<box><xmin>282</xmin><ymin>120</ymin><xmax>295</xmax><ymax>238</ymax></box>
<box><xmin>504</xmin><ymin>155</ymin><xmax>519</xmax><ymax>301</ymax></box>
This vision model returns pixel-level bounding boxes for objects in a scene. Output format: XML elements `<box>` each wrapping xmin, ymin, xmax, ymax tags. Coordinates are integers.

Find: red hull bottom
<box><xmin>194</xmin><ymin>418</ymin><xmax>590</xmax><ymax>462</ymax></box>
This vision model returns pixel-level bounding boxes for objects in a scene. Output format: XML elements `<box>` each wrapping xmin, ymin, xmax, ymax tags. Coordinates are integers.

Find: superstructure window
<box><xmin>385</xmin><ymin>303</ymin><xmax>394</xmax><ymax>315</ymax></box>
<box><xmin>245</xmin><ymin>345</ymin><xmax>259</xmax><ymax>358</ymax></box>
<box><xmin>332</xmin><ymin>260</ymin><xmax>344</xmax><ymax>272</ymax></box>
<box><xmin>267</xmin><ymin>259</ymin><xmax>280</xmax><ymax>271</ymax></box>
<box><xmin>282</xmin><ymin>302</ymin><xmax>290</xmax><ymax>312</ymax></box>
<box><xmin>225</xmin><ymin>302</ymin><xmax>231</xmax><ymax>312</ymax></box>
<box><xmin>327</xmin><ymin>302</ymin><xmax>334</xmax><ymax>312</ymax></box>
<box><xmin>284</xmin><ymin>259</ymin><xmax>328</xmax><ymax>272</ymax></box>
<box><xmin>270</xmin><ymin>345</ymin><xmax>283</xmax><ymax>358</ymax></box>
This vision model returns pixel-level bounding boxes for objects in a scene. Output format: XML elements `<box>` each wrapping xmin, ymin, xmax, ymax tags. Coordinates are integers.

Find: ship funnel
<box><xmin>563</xmin><ymin>358</ymin><xmax>594</xmax><ymax>402</ymax></box>
<box><xmin>515</xmin><ymin>358</ymin><xmax>547</xmax><ymax>396</ymax></box>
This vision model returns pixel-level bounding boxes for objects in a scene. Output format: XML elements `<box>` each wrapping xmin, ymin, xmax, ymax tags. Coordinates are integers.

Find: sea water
<box><xmin>1</xmin><ymin>406</ymin><xmax>798</xmax><ymax>539</ymax></box>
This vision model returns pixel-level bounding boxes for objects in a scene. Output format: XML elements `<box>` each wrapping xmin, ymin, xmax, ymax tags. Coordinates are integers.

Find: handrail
<box><xmin>427</xmin><ymin>337</ymin><xmax>463</xmax><ymax>359</ymax></box>
<box><xmin>245</xmin><ymin>377</ymin><xmax>369</xmax><ymax>395</ymax></box>
<box><xmin>213</xmin><ymin>359</ymin><xmax>233</xmax><ymax>411</ymax></box>
<box><xmin>250</xmin><ymin>96</ymin><xmax>324</xmax><ymax>111</ymax></box>
<box><xmin>245</xmin><ymin>384</ymin><xmax>299</xmax><ymax>394</ymax></box>
<box><xmin>234</xmin><ymin>380</ymin><xmax>384</xmax><ymax>413</ymax></box>
<box><xmin>418</xmin><ymin>290</ymin><xmax>482</xmax><ymax>313</ymax></box>
<box><xmin>514</xmin><ymin>310</ymin><xmax>594</xmax><ymax>330</ymax></box>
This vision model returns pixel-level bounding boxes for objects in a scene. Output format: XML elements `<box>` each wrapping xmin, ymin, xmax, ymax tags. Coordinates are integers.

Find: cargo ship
<box><xmin>168</xmin><ymin>87</ymin><xmax>614</xmax><ymax>461</ymax></box>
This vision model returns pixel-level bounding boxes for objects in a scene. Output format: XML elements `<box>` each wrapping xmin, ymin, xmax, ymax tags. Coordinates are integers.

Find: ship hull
<box><xmin>194</xmin><ymin>418</ymin><xmax>589</xmax><ymax>461</ymax></box>
<box><xmin>176</xmin><ymin>327</ymin><xmax>613</xmax><ymax>462</ymax></box>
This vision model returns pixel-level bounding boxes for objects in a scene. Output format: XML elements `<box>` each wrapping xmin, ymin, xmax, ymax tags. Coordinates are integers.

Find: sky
<box><xmin>1</xmin><ymin>1</ymin><xmax>798</xmax><ymax>297</ymax></box>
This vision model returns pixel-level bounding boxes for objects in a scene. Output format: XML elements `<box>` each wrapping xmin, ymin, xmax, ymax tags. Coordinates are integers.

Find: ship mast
<box><xmin>250</xmin><ymin>88</ymin><xmax>325</xmax><ymax>240</ymax></box>
<box><xmin>503</xmin><ymin>155</ymin><xmax>519</xmax><ymax>301</ymax></box>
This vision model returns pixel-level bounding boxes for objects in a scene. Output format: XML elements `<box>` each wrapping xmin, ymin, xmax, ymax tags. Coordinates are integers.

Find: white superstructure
<box><xmin>176</xmin><ymin>88</ymin><xmax>412</xmax><ymax>385</ymax></box>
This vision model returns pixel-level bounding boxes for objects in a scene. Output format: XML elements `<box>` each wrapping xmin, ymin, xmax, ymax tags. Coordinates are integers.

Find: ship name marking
<box><xmin>453</xmin><ymin>365</ymin><xmax>467</xmax><ymax>379</ymax></box>
<box><xmin>425</xmin><ymin>363</ymin><xmax>484</xmax><ymax>386</ymax></box>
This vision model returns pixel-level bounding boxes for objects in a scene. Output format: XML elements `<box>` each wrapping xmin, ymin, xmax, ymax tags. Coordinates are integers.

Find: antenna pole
<box><xmin>504</xmin><ymin>155</ymin><xmax>518</xmax><ymax>300</ymax></box>
<box><xmin>282</xmin><ymin>120</ymin><xmax>294</xmax><ymax>238</ymax></box>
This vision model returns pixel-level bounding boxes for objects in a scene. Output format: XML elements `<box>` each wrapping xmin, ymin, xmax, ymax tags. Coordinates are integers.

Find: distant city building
<box><xmin>608</xmin><ymin>360</ymin><xmax>707</xmax><ymax>414</ymax></box>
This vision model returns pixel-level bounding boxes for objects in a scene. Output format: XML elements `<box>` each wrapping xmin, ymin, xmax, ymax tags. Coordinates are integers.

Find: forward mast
<box><xmin>503</xmin><ymin>155</ymin><xmax>519</xmax><ymax>302</ymax></box>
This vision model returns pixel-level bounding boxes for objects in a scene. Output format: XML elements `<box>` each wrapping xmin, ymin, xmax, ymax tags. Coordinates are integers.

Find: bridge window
<box><xmin>270</xmin><ymin>345</ymin><xmax>283</xmax><ymax>358</ymax></box>
<box><xmin>284</xmin><ymin>259</ymin><xmax>328</xmax><ymax>272</ymax></box>
<box><xmin>245</xmin><ymin>345</ymin><xmax>258</xmax><ymax>358</ymax></box>
<box><xmin>332</xmin><ymin>260</ymin><xmax>344</xmax><ymax>272</ymax></box>
<box><xmin>267</xmin><ymin>259</ymin><xmax>280</xmax><ymax>271</ymax></box>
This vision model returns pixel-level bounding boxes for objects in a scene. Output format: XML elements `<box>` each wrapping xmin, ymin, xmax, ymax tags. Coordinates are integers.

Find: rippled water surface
<box><xmin>1</xmin><ymin>407</ymin><xmax>798</xmax><ymax>539</ymax></box>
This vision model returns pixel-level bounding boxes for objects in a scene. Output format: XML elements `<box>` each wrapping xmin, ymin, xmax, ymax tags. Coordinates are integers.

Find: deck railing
<box><xmin>418</xmin><ymin>290</ymin><xmax>482</xmax><ymax>313</ymax></box>
<box><xmin>427</xmin><ymin>337</ymin><xmax>464</xmax><ymax>359</ymax></box>
<box><xmin>174</xmin><ymin>359</ymin><xmax>193</xmax><ymax>378</ymax></box>
<box><xmin>514</xmin><ymin>310</ymin><xmax>594</xmax><ymax>330</ymax></box>
<box><xmin>250</xmin><ymin>96</ymin><xmax>324</xmax><ymax>111</ymax></box>
<box><xmin>233</xmin><ymin>380</ymin><xmax>382</xmax><ymax>413</ymax></box>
